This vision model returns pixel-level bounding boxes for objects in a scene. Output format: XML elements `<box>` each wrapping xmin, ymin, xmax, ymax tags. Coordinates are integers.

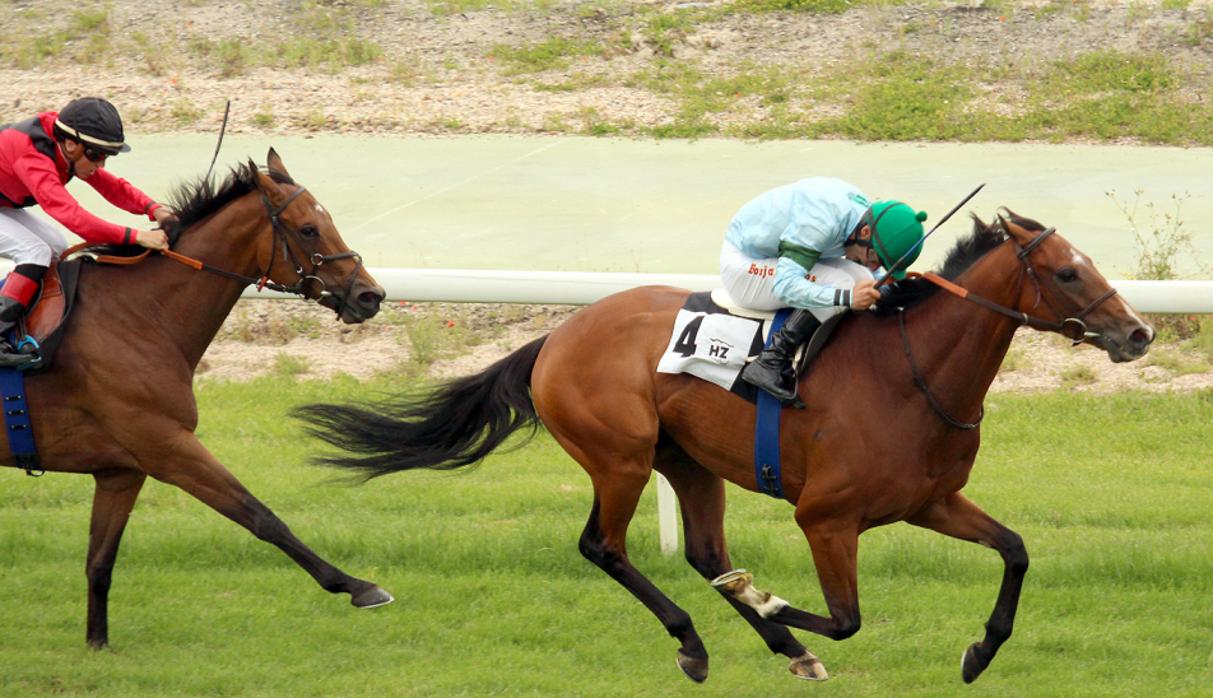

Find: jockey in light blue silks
<box><xmin>719</xmin><ymin>177</ymin><xmax>928</xmax><ymax>403</ymax></box>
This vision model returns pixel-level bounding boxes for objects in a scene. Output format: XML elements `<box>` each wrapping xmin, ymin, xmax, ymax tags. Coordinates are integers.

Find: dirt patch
<box><xmin>5</xmin><ymin>1</ymin><xmax>1213</xmax><ymax>137</ymax></box>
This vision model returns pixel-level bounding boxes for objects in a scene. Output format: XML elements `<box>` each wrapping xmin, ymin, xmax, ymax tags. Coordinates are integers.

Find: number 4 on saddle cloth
<box><xmin>656</xmin><ymin>290</ymin><xmax>842</xmax><ymax>403</ymax></box>
<box><xmin>0</xmin><ymin>258</ymin><xmax>85</xmax><ymax>476</ymax></box>
<box><xmin>656</xmin><ymin>290</ymin><xmax>843</xmax><ymax>499</ymax></box>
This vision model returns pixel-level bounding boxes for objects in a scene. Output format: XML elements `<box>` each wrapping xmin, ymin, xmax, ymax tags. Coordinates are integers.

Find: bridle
<box><xmin>897</xmin><ymin>225</ymin><xmax>1120</xmax><ymax>430</ymax></box>
<box><xmin>83</xmin><ymin>172</ymin><xmax>368</xmax><ymax>317</ymax></box>
<box><xmin>253</xmin><ymin>179</ymin><xmax>364</xmax><ymax>318</ymax></box>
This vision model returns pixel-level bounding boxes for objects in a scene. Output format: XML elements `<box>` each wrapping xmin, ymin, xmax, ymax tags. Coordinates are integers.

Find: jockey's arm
<box><xmin>86</xmin><ymin>168</ymin><xmax>162</xmax><ymax>220</ymax></box>
<box><xmin>772</xmin><ymin>255</ymin><xmax>853</xmax><ymax>310</ymax></box>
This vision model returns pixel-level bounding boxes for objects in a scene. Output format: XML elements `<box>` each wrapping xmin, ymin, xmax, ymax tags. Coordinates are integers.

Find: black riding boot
<box><xmin>741</xmin><ymin>309</ymin><xmax>822</xmax><ymax>402</ymax></box>
<box><xmin>0</xmin><ymin>296</ymin><xmax>31</xmax><ymax>367</ymax></box>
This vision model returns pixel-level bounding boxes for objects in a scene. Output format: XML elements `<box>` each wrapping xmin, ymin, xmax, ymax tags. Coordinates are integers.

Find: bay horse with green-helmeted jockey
<box><xmin>297</xmin><ymin>211</ymin><xmax>1153</xmax><ymax>683</ymax></box>
<box><xmin>1</xmin><ymin>149</ymin><xmax>393</xmax><ymax>648</ymax></box>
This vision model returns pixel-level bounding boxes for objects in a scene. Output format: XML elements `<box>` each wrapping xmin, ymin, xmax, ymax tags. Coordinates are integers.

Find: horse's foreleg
<box><xmin>765</xmin><ymin>515</ymin><xmax>862</xmax><ymax>643</ymax></box>
<box><xmin>147</xmin><ymin>434</ymin><xmax>392</xmax><ymax>609</ymax></box>
<box><xmin>85</xmin><ymin>469</ymin><xmax>146</xmax><ymax>648</ymax></box>
<box><xmin>578</xmin><ymin>471</ymin><xmax>710</xmax><ymax>683</ymax></box>
<box><xmin>654</xmin><ymin>452</ymin><xmax>824</xmax><ymax>680</ymax></box>
<box><xmin>908</xmin><ymin>492</ymin><xmax>1028</xmax><ymax>683</ymax></box>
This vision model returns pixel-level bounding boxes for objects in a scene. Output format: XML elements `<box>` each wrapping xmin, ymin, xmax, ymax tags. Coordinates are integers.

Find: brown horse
<box><xmin>2</xmin><ymin>149</ymin><xmax>393</xmax><ymax>648</ymax></box>
<box><xmin>298</xmin><ymin>211</ymin><xmax>1153</xmax><ymax>683</ymax></box>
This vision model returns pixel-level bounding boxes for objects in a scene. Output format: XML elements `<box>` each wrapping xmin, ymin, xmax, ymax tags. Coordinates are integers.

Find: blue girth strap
<box><xmin>0</xmin><ymin>367</ymin><xmax>40</xmax><ymax>476</ymax></box>
<box><xmin>754</xmin><ymin>308</ymin><xmax>791</xmax><ymax>499</ymax></box>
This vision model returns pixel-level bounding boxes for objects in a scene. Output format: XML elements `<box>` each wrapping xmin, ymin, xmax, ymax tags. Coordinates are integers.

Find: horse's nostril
<box><xmin>358</xmin><ymin>291</ymin><xmax>382</xmax><ymax>309</ymax></box>
<box><xmin>1130</xmin><ymin>328</ymin><xmax>1153</xmax><ymax>348</ymax></box>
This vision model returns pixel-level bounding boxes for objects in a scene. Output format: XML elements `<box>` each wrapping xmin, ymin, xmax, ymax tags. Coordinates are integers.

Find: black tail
<box><xmin>294</xmin><ymin>336</ymin><xmax>547</xmax><ymax>479</ymax></box>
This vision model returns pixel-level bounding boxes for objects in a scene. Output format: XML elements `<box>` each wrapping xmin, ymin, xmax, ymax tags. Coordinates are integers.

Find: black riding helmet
<box><xmin>53</xmin><ymin>97</ymin><xmax>130</xmax><ymax>156</ymax></box>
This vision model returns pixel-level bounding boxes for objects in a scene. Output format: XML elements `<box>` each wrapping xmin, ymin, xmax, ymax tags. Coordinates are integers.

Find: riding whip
<box><xmin>204</xmin><ymin>99</ymin><xmax>232</xmax><ymax>185</ymax></box>
<box><xmin>879</xmin><ymin>183</ymin><xmax>986</xmax><ymax>285</ymax></box>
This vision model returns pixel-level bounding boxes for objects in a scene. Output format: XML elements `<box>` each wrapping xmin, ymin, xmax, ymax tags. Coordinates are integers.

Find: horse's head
<box><xmin>999</xmin><ymin>211</ymin><xmax>1153</xmax><ymax>362</ymax></box>
<box><xmin>251</xmin><ymin>148</ymin><xmax>385</xmax><ymax>323</ymax></box>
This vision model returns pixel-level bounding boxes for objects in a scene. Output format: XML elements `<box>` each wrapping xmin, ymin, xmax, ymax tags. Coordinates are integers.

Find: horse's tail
<box><xmin>294</xmin><ymin>336</ymin><xmax>547</xmax><ymax>479</ymax></box>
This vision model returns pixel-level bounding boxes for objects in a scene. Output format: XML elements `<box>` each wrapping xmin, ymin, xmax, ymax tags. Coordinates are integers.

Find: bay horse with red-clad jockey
<box><xmin>2</xmin><ymin>149</ymin><xmax>393</xmax><ymax>648</ymax></box>
<box><xmin>298</xmin><ymin>211</ymin><xmax>1152</xmax><ymax>683</ymax></box>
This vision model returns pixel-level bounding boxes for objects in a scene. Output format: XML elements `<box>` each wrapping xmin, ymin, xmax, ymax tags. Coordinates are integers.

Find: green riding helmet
<box><xmin>864</xmin><ymin>200</ymin><xmax>928</xmax><ymax>280</ymax></box>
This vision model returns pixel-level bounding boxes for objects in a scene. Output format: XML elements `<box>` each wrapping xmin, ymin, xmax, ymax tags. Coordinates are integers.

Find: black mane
<box><xmin>871</xmin><ymin>209</ymin><xmax>1044</xmax><ymax>313</ymax></box>
<box><xmin>166</xmin><ymin>161</ymin><xmax>296</xmax><ymax>232</ymax></box>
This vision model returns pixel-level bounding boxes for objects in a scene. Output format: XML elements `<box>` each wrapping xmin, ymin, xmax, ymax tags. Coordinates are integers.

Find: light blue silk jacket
<box><xmin>724</xmin><ymin>177</ymin><xmax>870</xmax><ymax>309</ymax></box>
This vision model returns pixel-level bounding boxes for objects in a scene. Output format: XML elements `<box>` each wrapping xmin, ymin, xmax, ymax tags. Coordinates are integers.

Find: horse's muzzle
<box><xmin>1097</xmin><ymin>322</ymin><xmax>1154</xmax><ymax>363</ymax></box>
<box><xmin>321</xmin><ymin>282</ymin><xmax>385</xmax><ymax>324</ymax></box>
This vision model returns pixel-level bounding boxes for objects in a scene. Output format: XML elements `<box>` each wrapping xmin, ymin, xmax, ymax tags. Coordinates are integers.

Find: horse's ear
<box><xmin>266</xmin><ymin>147</ymin><xmax>290</xmax><ymax>179</ymax></box>
<box><xmin>251</xmin><ymin>159</ymin><xmax>283</xmax><ymax>199</ymax></box>
<box><xmin>1001</xmin><ymin>216</ymin><xmax>1035</xmax><ymax>245</ymax></box>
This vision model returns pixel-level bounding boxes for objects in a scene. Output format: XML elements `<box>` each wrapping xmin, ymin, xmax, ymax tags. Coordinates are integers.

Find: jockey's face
<box><xmin>60</xmin><ymin>138</ymin><xmax>106</xmax><ymax>179</ymax></box>
<box><xmin>843</xmin><ymin>224</ymin><xmax>882</xmax><ymax>271</ymax></box>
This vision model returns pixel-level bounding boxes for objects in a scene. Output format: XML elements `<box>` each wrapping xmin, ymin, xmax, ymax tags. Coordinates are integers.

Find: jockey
<box><xmin>0</xmin><ymin>97</ymin><xmax>172</xmax><ymax>365</ymax></box>
<box><xmin>720</xmin><ymin>177</ymin><xmax>927</xmax><ymax>402</ymax></box>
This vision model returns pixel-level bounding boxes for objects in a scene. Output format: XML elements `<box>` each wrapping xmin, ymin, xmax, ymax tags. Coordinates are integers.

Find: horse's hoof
<box><xmin>676</xmin><ymin>650</ymin><xmax>709</xmax><ymax>683</ymax></box>
<box><xmin>788</xmin><ymin>651</ymin><xmax>829</xmax><ymax>681</ymax></box>
<box><xmin>961</xmin><ymin>643</ymin><xmax>986</xmax><ymax>684</ymax></box>
<box><xmin>351</xmin><ymin>585</ymin><xmax>394</xmax><ymax>609</ymax></box>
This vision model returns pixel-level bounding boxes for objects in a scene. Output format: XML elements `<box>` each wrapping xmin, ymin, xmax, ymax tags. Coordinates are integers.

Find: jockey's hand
<box><xmin>152</xmin><ymin>206</ymin><xmax>180</xmax><ymax>231</ymax></box>
<box><xmin>850</xmin><ymin>279</ymin><xmax>881</xmax><ymax>310</ymax></box>
<box><xmin>134</xmin><ymin>229</ymin><xmax>169</xmax><ymax>250</ymax></box>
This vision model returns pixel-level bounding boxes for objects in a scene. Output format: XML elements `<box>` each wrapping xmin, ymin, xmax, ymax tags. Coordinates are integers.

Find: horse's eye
<box><xmin>299</xmin><ymin>225</ymin><xmax>319</xmax><ymax>239</ymax></box>
<box><xmin>1056</xmin><ymin>268</ymin><xmax>1079</xmax><ymax>283</ymax></box>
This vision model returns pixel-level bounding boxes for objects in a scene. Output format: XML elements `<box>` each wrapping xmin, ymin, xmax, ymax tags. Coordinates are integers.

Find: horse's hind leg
<box><xmin>907</xmin><ymin>492</ymin><xmax>1028</xmax><ymax>683</ymax></box>
<box><xmin>652</xmin><ymin>440</ymin><xmax>827</xmax><ymax>681</ymax></box>
<box><xmin>85</xmin><ymin>469</ymin><xmax>146</xmax><ymax>648</ymax></box>
<box><xmin>578</xmin><ymin>465</ymin><xmax>710</xmax><ymax>683</ymax></box>
<box><xmin>144</xmin><ymin>432</ymin><xmax>392</xmax><ymax>609</ymax></box>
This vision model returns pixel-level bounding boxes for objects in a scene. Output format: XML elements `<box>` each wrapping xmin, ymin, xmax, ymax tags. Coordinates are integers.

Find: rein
<box><xmin>897</xmin><ymin>226</ymin><xmax>1119</xmax><ymax>430</ymax></box>
<box><xmin>65</xmin><ymin>178</ymin><xmax>365</xmax><ymax>310</ymax></box>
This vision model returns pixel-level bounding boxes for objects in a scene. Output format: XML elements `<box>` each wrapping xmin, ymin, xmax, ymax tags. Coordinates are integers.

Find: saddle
<box><xmin>657</xmin><ymin>291</ymin><xmax>845</xmax><ymax>405</ymax></box>
<box><xmin>5</xmin><ymin>257</ymin><xmax>86</xmax><ymax>373</ymax></box>
<box><xmin>708</xmin><ymin>288</ymin><xmax>845</xmax><ymax>377</ymax></box>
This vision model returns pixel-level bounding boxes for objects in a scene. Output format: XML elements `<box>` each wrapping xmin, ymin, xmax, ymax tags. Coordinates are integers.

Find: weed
<box><xmin>252</xmin><ymin>108</ymin><xmax>275</xmax><ymax>128</ymax></box>
<box><xmin>490</xmin><ymin>38</ymin><xmax>602</xmax><ymax>75</ymax></box>
<box><xmin>169</xmin><ymin>100</ymin><xmax>203</xmax><ymax>127</ymax></box>
<box><xmin>1147</xmin><ymin>348</ymin><xmax>1210</xmax><ymax>376</ymax></box>
<box><xmin>1106</xmin><ymin>190</ymin><xmax>1198</xmax><ymax>280</ymax></box>
<box><xmin>132</xmin><ymin>31</ymin><xmax>168</xmax><ymax>76</ymax></box>
<box><xmin>405</xmin><ymin>318</ymin><xmax>443</xmax><ymax>367</ymax></box>
<box><xmin>1185</xmin><ymin>317</ymin><xmax>1213</xmax><ymax>360</ymax></box>
<box><xmin>303</xmin><ymin>110</ymin><xmax>329</xmax><ymax>130</ymax></box>
<box><xmin>728</xmin><ymin>0</ymin><xmax>893</xmax><ymax>12</ymax></box>
<box><xmin>1059</xmin><ymin>365</ymin><xmax>1097</xmax><ymax>389</ymax></box>
<box><xmin>271</xmin><ymin>352</ymin><xmax>310</xmax><ymax>377</ymax></box>
<box><xmin>1000</xmin><ymin>346</ymin><xmax>1026</xmax><ymax>373</ymax></box>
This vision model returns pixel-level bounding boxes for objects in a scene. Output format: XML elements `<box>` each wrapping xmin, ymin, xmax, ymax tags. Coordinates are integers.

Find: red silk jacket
<box><xmin>0</xmin><ymin>111</ymin><xmax>159</xmax><ymax>245</ymax></box>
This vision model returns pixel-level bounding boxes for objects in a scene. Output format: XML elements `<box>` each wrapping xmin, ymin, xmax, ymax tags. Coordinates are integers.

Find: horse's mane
<box><xmin>166</xmin><ymin>161</ymin><xmax>296</xmax><ymax>232</ymax></box>
<box><xmin>870</xmin><ymin>208</ymin><xmax>1045</xmax><ymax>314</ymax></box>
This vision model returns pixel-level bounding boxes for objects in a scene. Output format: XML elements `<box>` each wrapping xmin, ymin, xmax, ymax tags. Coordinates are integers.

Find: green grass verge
<box><xmin>1</xmin><ymin>379</ymin><xmax>1210</xmax><ymax>696</ymax></box>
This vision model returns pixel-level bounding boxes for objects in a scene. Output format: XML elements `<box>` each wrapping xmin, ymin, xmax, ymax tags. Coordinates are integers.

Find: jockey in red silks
<box><xmin>0</xmin><ymin>97</ymin><xmax>174</xmax><ymax>365</ymax></box>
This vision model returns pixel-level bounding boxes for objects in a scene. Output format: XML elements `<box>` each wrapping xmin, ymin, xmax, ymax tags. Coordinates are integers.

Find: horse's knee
<box><xmin>831</xmin><ymin>614</ymin><xmax>860</xmax><ymax>640</ymax></box>
<box><xmin>86</xmin><ymin>564</ymin><xmax>113</xmax><ymax>595</ymax></box>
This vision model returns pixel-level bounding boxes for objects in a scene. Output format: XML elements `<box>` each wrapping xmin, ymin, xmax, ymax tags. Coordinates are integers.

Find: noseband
<box><xmin>898</xmin><ymin>226</ymin><xmax>1119</xmax><ymax>430</ymax></box>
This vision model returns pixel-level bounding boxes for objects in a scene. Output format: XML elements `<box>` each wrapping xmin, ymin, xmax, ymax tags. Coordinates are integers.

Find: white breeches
<box><xmin>719</xmin><ymin>240</ymin><xmax>872</xmax><ymax>322</ymax></box>
<box><xmin>0</xmin><ymin>208</ymin><xmax>68</xmax><ymax>267</ymax></box>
